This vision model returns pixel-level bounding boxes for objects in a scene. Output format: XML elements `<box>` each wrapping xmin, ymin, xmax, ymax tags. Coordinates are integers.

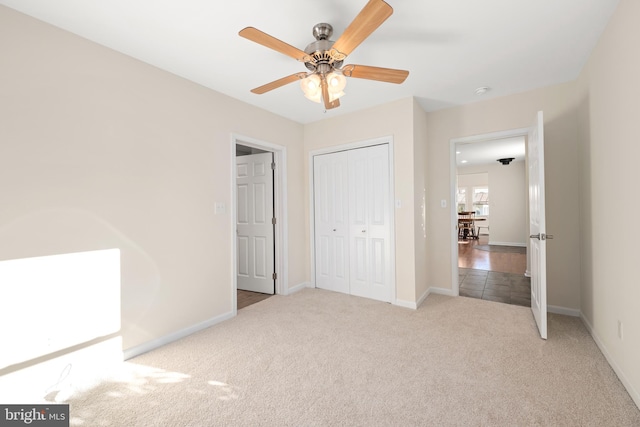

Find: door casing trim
<box><xmin>231</xmin><ymin>134</ymin><xmax>289</xmax><ymax>313</ymax></box>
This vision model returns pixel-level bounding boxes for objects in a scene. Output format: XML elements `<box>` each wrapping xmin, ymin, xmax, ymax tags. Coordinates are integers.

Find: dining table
<box><xmin>458</xmin><ymin>213</ymin><xmax>486</xmax><ymax>240</ymax></box>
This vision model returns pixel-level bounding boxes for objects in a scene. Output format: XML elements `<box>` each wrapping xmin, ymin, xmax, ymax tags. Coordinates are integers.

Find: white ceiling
<box><xmin>0</xmin><ymin>0</ymin><xmax>619</xmax><ymax>124</ymax></box>
<box><xmin>456</xmin><ymin>136</ymin><xmax>525</xmax><ymax>167</ymax></box>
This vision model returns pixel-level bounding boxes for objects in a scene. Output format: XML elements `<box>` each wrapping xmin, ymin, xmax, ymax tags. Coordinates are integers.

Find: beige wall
<box><xmin>303</xmin><ymin>98</ymin><xmax>419</xmax><ymax>303</ymax></box>
<box><xmin>0</xmin><ymin>6</ymin><xmax>305</xmax><ymax>353</ymax></box>
<box><xmin>413</xmin><ymin>99</ymin><xmax>429</xmax><ymax>300</ymax></box>
<box><xmin>576</xmin><ymin>0</ymin><xmax>640</xmax><ymax>407</ymax></box>
<box><xmin>425</xmin><ymin>82</ymin><xmax>581</xmax><ymax>310</ymax></box>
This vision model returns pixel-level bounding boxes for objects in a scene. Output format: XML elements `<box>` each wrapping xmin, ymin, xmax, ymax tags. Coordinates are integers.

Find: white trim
<box><xmin>394</xmin><ymin>287</ymin><xmax>455</xmax><ymax>310</ymax></box>
<box><xmin>287</xmin><ymin>281</ymin><xmax>313</xmax><ymax>295</ymax></box>
<box><xmin>308</xmin><ymin>136</ymin><xmax>397</xmax><ymax>304</ymax></box>
<box><xmin>449</xmin><ymin>127</ymin><xmax>530</xmax><ymax>297</ymax></box>
<box><xmin>231</xmin><ymin>134</ymin><xmax>289</xmax><ymax>306</ymax></box>
<box><xmin>416</xmin><ymin>289</ymin><xmax>430</xmax><ymax>307</ymax></box>
<box><xmin>395</xmin><ymin>289</ymin><xmax>428</xmax><ymax>310</ymax></box>
<box><xmin>547</xmin><ymin>305</ymin><xmax>580</xmax><ymax>317</ymax></box>
<box><xmin>394</xmin><ymin>299</ymin><xmax>418</xmax><ymax>310</ymax></box>
<box><xmin>428</xmin><ymin>287</ymin><xmax>457</xmax><ymax>297</ymax></box>
<box><xmin>580</xmin><ymin>314</ymin><xmax>640</xmax><ymax>410</ymax></box>
<box><xmin>123</xmin><ymin>311</ymin><xmax>235</xmax><ymax>360</ymax></box>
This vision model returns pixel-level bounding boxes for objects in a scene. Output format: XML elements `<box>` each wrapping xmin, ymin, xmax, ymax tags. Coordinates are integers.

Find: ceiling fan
<box><xmin>238</xmin><ymin>0</ymin><xmax>409</xmax><ymax>110</ymax></box>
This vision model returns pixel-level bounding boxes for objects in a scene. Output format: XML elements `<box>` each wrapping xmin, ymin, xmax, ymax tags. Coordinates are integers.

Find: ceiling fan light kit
<box><xmin>301</xmin><ymin>72</ymin><xmax>346</xmax><ymax>103</ymax></box>
<box><xmin>497</xmin><ymin>157</ymin><xmax>515</xmax><ymax>165</ymax></box>
<box><xmin>239</xmin><ymin>0</ymin><xmax>409</xmax><ymax>110</ymax></box>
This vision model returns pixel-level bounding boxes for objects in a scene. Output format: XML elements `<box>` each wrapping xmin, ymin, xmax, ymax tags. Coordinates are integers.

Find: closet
<box><xmin>313</xmin><ymin>144</ymin><xmax>392</xmax><ymax>302</ymax></box>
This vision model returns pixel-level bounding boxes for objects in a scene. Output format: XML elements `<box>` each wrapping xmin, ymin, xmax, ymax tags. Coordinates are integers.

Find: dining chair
<box><xmin>458</xmin><ymin>211</ymin><xmax>477</xmax><ymax>239</ymax></box>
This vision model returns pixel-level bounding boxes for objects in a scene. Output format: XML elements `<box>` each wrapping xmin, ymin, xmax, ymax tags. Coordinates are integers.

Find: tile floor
<box><xmin>459</xmin><ymin>268</ymin><xmax>531</xmax><ymax>307</ymax></box>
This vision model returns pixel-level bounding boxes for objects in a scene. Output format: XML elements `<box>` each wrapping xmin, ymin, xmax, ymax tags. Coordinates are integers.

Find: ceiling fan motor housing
<box><xmin>304</xmin><ymin>23</ymin><xmax>343</xmax><ymax>73</ymax></box>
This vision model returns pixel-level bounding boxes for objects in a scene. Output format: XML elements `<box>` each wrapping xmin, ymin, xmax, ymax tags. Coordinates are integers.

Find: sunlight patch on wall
<box><xmin>0</xmin><ymin>249</ymin><xmax>121</xmax><ymax>369</ymax></box>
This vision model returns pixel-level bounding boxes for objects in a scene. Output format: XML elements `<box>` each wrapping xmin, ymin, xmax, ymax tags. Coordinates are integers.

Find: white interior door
<box><xmin>348</xmin><ymin>145</ymin><xmax>391</xmax><ymax>302</ymax></box>
<box><xmin>528</xmin><ymin>111</ymin><xmax>548</xmax><ymax>339</ymax></box>
<box><xmin>313</xmin><ymin>151</ymin><xmax>350</xmax><ymax>294</ymax></box>
<box><xmin>313</xmin><ymin>144</ymin><xmax>392</xmax><ymax>303</ymax></box>
<box><xmin>236</xmin><ymin>152</ymin><xmax>275</xmax><ymax>294</ymax></box>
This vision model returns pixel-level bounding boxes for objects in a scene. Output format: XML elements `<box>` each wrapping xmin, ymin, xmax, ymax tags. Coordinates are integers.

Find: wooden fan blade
<box><xmin>321</xmin><ymin>78</ymin><xmax>340</xmax><ymax>110</ymax></box>
<box><xmin>239</xmin><ymin>27</ymin><xmax>312</xmax><ymax>62</ymax></box>
<box><xmin>342</xmin><ymin>64</ymin><xmax>409</xmax><ymax>84</ymax></box>
<box><xmin>330</xmin><ymin>0</ymin><xmax>393</xmax><ymax>60</ymax></box>
<box><xmin>251</xmin><ymin>72</ymin><xmax>308</xmax><ymax>94</ymax></box>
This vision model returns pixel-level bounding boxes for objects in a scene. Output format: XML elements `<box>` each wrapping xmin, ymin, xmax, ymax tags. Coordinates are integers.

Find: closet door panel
<box><xmin>349</xmin><ymin>145</ymin><xmax>391</xmax><ymax>302</ymax></box>
<box><xmin>314</xmin><ymin>151</ymin><xmax>350</xmax><ymax>294</ymax></box>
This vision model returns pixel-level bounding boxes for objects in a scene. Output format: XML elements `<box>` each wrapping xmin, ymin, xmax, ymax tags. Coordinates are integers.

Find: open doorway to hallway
<box><xmin>453</xmin><ymin>134</ymin><xmax>530</xmax><ymax>306</ymax></box>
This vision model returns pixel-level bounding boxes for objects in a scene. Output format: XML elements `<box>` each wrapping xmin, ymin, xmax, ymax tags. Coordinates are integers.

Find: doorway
<box><xmin>232</xmin><ymin>135</ymin><xmax>289</xmax><ymax>312</ymax></box>
<box><xmin>450</xmin><ymin>130</ymin><xmax>530</xmax><ymax>306</ymax></box>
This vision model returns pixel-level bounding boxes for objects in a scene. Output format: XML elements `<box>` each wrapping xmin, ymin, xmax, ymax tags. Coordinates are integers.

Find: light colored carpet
<box><xmin>63</xmin><ymin>289</ymin><xmax>639</xmax><ymax>426</ymax></box>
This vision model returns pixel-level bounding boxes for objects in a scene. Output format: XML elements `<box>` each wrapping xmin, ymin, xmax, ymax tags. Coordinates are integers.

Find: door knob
<box><xmin>361</xmin><ymin>229</ymin><xmax>366</xmax><ymax>233</ymax></box>
<box><xmin>530</xmin><ymin>233</ymin><xmax>554</xmax><ymax>240</ymax></box>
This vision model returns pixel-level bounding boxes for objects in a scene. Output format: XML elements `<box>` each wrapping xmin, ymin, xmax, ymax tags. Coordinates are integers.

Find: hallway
<box><xmin>458</xmin><ymin>236</ymin><xmax>530</xmax><ymax>306</ymax></box>
<box><xmin>458</xmin><ymin>235</ymin><xmax>526</xmax><ymax>274</ymax></box>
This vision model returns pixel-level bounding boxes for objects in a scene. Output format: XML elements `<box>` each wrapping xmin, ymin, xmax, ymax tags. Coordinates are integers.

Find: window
<box><xmin>457</xmin><ymin>188</ymin><xmax>467</xmax><ymax>213</ymax></box>
<box><xmin>473</xmin><ymin>187</ymin><xmax>489</xmax><ymax>216</ymax></box>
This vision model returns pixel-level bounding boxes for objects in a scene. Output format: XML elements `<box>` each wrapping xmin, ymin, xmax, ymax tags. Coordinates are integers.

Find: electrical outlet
<box><xmin>618</xmin><ymin>320</ymin><xmax>623</xmax><ymax>340</ymax></box>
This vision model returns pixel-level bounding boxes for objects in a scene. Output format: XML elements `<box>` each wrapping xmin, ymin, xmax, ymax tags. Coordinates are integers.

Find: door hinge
<box><xmin>272</xmin><ymin>217</ymin><xmax>277</xmax><ymax>225</ymax></box>
<box><xmin>271</xmin><ymin>162</ymin><xmax>276</xmax><ymax>170</ymax></box>
<box><xmin>272</xmin><ymin>272</ymin><xmax>277</xmax><ymax>280</ymax></box>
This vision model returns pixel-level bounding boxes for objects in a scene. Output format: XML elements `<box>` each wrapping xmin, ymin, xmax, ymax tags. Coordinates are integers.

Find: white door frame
<box><xmin>308</xmin><ymin>136</ymin><xmax>397</xmax><ymax>305</ymax></box>
<box><xmin>231</xmin><ymin>134</ymin><xmax>289</xmax><ymax>312</ymax></box>
<box><xmin>449</xmin><ymin>128</ymin><xmax>529</xmax><ymax>296</ymax></box>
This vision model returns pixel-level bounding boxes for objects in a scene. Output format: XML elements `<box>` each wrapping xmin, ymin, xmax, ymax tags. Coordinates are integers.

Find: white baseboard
<box><xmin>428</xmin><ymin>287</ymin><xmax>457</xmax><ymax>297</ymax></box>
<box><xmin>395</xmin><ymin>287</ymin><xmax>455</xmax><ymax>310</ymax></box>
<box><xmin>123</xmin><ymin>311</ymin><xmax>235</xmax><ymax>360</ymax></box>
<box><xmin>394</xmin><ymin>299</ymin><xmax>417</xmax><ymax>309</ymax></box>
<box><xmin>547</xmin><ymin>305</ymin><xmax>580</xmax><ymax>317</ymax></box>
<box><xmin>286</xmin><ymin>281</ymin><xmax>313</xmax><ymax>295</ymax></box>
<box><xmin>416</xmin><ymin>289</ymin><xmax>430</xmax><ymax>308</ymax></box>
<box><xmin>580</xmin><ymin>314</ymin><xmax>640</xmax><ymax>410</ymax></box>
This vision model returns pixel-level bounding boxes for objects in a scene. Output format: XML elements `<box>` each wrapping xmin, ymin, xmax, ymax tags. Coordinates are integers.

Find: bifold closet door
<box><xmin>313</xmin><ymin>151</ymin><xmax>350</xmax><ymax>294</ymax></box>
<box><xmin>348</xmin><ymin>144</ymin><xmax>391</xmax><ymax>302</ymax></box>
<box><xmin>313</xmin><ymin>144</ymin><xmax>391</xmax><ymax>302</ymax></box>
